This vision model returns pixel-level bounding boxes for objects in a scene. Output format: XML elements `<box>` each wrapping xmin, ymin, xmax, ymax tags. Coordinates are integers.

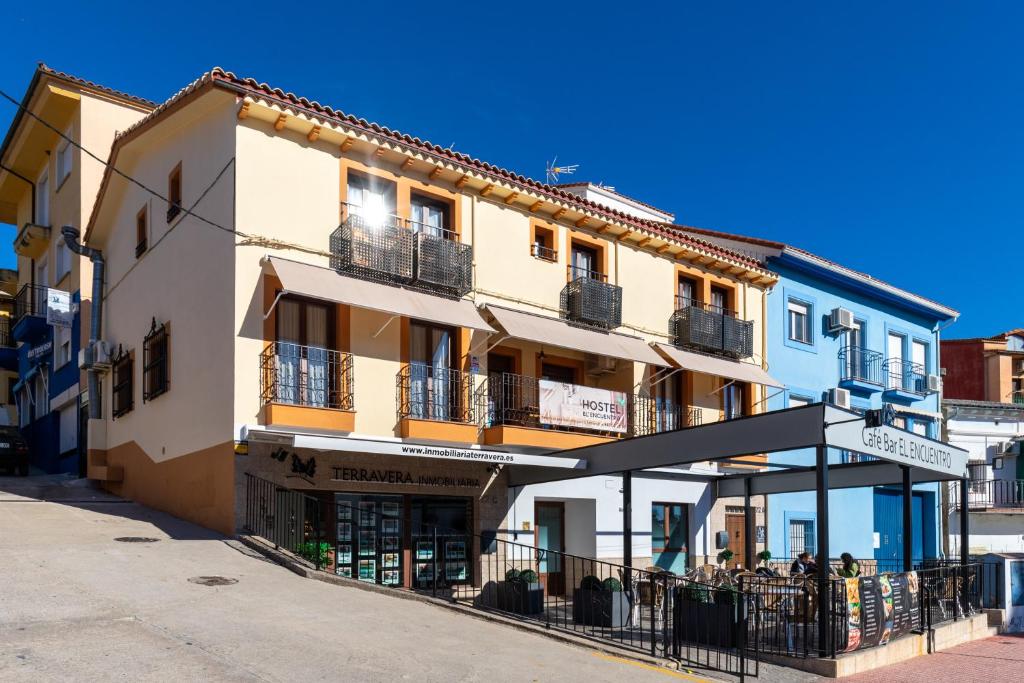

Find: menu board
<box><xmin>842</xmin><ymin>571</ymin><xmax>919</xmax><ymax>652</ymax></box>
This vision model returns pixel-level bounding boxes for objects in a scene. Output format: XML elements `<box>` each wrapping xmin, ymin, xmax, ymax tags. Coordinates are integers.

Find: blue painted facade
<box><xmin>12</xmin><ymin>290</ymin><xmax>83</xmax><ymax>474</ymax></box>
<box><xmin>765</xmin><ymin>252</ymin><xmax>953</xmax><ymax>564</ymax></box>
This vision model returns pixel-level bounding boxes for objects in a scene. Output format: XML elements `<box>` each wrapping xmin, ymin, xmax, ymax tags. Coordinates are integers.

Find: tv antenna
<box><xmin>545</xmin><ymin>157</ymin><xmax>578</xmax><ymax>184</ymax></box>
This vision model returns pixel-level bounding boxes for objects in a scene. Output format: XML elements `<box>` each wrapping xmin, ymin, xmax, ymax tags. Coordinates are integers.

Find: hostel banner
<box><xmin>538</xmin><ymin>380</ymin><xmax>627</xmax><ymax>433</ymax></box>
<box><xmin>842</xmin><ymin>571</ymin><xmax>919</xmax><ymax>652</ymax></box>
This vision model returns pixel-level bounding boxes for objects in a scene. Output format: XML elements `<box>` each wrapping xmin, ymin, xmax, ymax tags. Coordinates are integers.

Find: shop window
<box><xmin>136</xmin><ymin>207</ymin><xmax>148</xmax><ymax>257</ymax></box>
<box><xmin>112</xmin><ymin>347</ymin><xmax>133</xmax><ymax>418</ymax></box>
<box><xmin>143</xmin><ymin>319</ymin><xmax>169</xmax><ymax>402</ymax></box>
<box><xmin>166</xmin><ymin>164</ymin><xmax>182</xmax><ymax>222</ymax></box>
<box><xmin>531</xmin><ymin>225</ymin><xmax>557</xmax><ymax>262</ymax></box>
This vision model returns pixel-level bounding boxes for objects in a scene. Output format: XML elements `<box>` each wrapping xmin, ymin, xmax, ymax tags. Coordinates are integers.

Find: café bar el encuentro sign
<box><xmin>842</xmin><ymin>571</ymin><xmax>921</xmax><ymax>652</ymax></box>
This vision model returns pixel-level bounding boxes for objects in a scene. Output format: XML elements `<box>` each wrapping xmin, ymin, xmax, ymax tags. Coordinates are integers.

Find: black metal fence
<box><xmin>396</xmin><ymin>363</ymin><xmax>475</xmax><ymax>423</ymax></box>
<box><xmin>243</xmin><ymin>473</ymin><xmax>326</xmax><ymax>570</ymax></box>
<box><xmin>670</xmin><ymin>301</ymin><xmax>754</xmax><ymax>359</ymax></box>
<box><xmin>14</xmin><ymin>283</ymin><xmax>48</xmax><ymax>322</ymax></box>
<box><xmin>883</xmin><ymin>358</ymin><xmax>927</xmax><ymax>395</ymax></box>
<box><xmin>259</xmin><ymin>343</ymin><xmax>354</xmax><ymax>410</ymax></box>
<box><xmin>561</xmin><ymin>269</ymin><xmax>623</xmax><ymax>330</ymax></box>
<box><xmin>955</xmin><ymin>478</ymin><xmax>1024</xmax><ymax>510</ymax></box>
<box><xmin>838</xmin><ymin>345</ymin><xmax>883</xmax><ymax>386</ymax></box>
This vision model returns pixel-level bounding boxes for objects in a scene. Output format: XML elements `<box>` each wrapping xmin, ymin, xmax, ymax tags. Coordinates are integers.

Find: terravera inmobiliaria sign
<box><xmin>841</xmin><ymin>572</ymin><xmax>921</xmax><ymax>652</ymax></box>
<box><xmin>539</xmin><ymin>380</ymin><xmax>627</xmax><ymax>433</ymax></box>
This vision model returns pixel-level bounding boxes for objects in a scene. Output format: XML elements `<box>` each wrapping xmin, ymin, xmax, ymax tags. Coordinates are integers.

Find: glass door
<box><xmin>888</xmin><ymin>333</ymin><xmax>905</xmax><ymax>389</ymax></box>
<box><xmin>651</xmin><ymin>503</ymin><xmax>688</xmax><ymax>573</ymax></box>
<box><xmin>410</xmin><ymin>496</ymin><xmax>472</xmax><ymax>589</ymax></box>
<box><xmin>334</xmin><ymin>493</ymin><xmax>403</xmax><ymax>585</ymax></box>
<box><xmin>535</xmin><ymin>502</ymin><xmax>565</xmax><ymax>594</ymax></box>
<box><xmin>347</xmin><ymin>174</ymin><xmax>397</xmax><ymax>227</ymax></box>
<box><xmin>409</xmin><ymin>322</ymin><xmax>454</xmax><ymax>420</ymax></box>
<box><xmin>570</xmin><ymin>244</ymin><xmax>597</xmax><ymax>280</ymax></box>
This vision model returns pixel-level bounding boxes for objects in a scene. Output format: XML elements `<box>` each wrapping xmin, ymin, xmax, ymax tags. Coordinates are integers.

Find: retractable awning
<box><xmin>653</xmin><ymin>342</ymin><xmax>783</xmax><ymax>388</ymax></box>
<box><xmin>482</xmin><ymin>304</ymin><xmax>669</xmax><ymax>367</ymax></box>
<box><xmin>262</xmin><ymin>257</ymin><xmax>493</xmax><ymax>332</ymax></box>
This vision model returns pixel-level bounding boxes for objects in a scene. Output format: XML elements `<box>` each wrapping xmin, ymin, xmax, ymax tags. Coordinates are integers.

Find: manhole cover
<box><xmin>114</xmin><ymin>537</ymin><xmax>160</xmax><ymax>543</ymax></box>
<box><xmin>188</xmin><ymin>576</ymin><xmax>238</xmax><ymax>586</ymax></box>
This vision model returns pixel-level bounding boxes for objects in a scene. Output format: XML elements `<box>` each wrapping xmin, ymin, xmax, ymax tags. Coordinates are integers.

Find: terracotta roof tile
<box><xmin>37</xmin><ymin>63</ymin><xmax>158</xmax><ymax>108</ymax></box>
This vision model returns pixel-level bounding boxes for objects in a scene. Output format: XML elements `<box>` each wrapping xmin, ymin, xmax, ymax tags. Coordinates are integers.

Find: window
<box><xmin>887</xmin><ymin>333</ymin><xmax>905</xmax><ymax>389</ymax></box>
<box><xmin>34</xmin><ymin>374</ymin><xmax>47</xmax><ymax>417</ymax></box>
<box><xmin>56</xmin><ymin>136</ymin><xmax>73</xmax><ymax>186</ymax></box>
<box><xmin>788</xmin><ymin>519</ymin><xmax>815</xmax><ymax>557</ymax></box>
<box><xmin>274</xmin><ymin>297</ymin><xmax>333</xmax><ymax>406</ymax></box>
<box><xmin>911</xmin><ymin>419</ymin><xmax>929</xmax><ymax>437</ymax></box>
<box><xmin>346</xmin><ymin>173</ymin><xmax>397</xmax><ymax>227</ymax></box>
<box><xmin>410</xmin><ymin>193</ymin><xmax>451</xmax><ymax>238</ymax></box>
<box><xmin>55</xmin><ymin>324</ymin><xmax>72</xmax><ymax>368</ymax></box>
<box><xmin>36</xmin><ymin>169</ymin><xmax>50</xmax><ymax>226</ymax></box>
<box><xmin>407</xmin><ymin>321</ymin><xmax>458</xmax><ymax>420</ymax></box>
<box><xmin>136</xmin><ymin>207</ymin><xmax>148</xmax><ymax>257</ymax></box>
<box><xmin>652</xmin><ymin>503</ymin><xmax>688</xmax><ymax>553</ymax></box>
<box><xmin>569</xmin><ymin>243</ymin><xmax>601</xmax><ymax>280</ymax></box>
<box><xmin>55</xmin><ymin>238</ymin><xmax>72</xmax><ymax>282</ymax></box>
<box><xmin>143</xmin><ymin>320</ymin><xmax>169</xmax><ymax>401</ymax></box>
<box><xmin>677</xmin><ymin>277</ymin><xmax>698</xmax><ymax>309</ymax></box>
<box><xmin>111</xmin><ymin>347</ymin><xmax>133</xmax><ymax>418</ymax></box>
<box><xmin>789</xmin><ymin>395</ymin><xmax>811</xmax><ymax>409</ymax></box>
<box><xmin>788</xmin><ymin>299</ymin><xmax>811</xmax><ymax>344</ymax></box>
<box><xmin>531</xmin><ymin>225</ymin><xmax>557</xmax><ymax>262</ymax></box>
<box><xmin>710</xmin><ymin>286</ymin><xmax>730</xmax><ymax>315</ymax></box>
<box><xmin>166</xmin><ymin>164</ymin><xmax>182</xmax><ymax>222</ymax></box>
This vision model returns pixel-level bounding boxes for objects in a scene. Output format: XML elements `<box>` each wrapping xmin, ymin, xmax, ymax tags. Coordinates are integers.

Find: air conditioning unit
<box><xmin>79</xmin><ymin>341</ymin><xmax>113</xmax><ymax>372</ymax></box>
<box><xmin>926</xmin><ymin>374</ymin><xmax>941</xmax><ymax>393</ymax></box>
<box><xmin>827</xmin><ymin>387</ymin><xmax>851</xmax><ymax>409</ymax></box>
<box><xmin>828</xmin><ymin>307</ymin><xmax>855</xmax><ymax>332</ymax></box>
<box><xmin>997</xmin><ymin>441</ymin><xmax>1018</xmax><ymax>455</ymax></box>
<box><xmin>584</xmin><ymin>354</ymin><xmax>617</xmax><ymax>377</ymax></box>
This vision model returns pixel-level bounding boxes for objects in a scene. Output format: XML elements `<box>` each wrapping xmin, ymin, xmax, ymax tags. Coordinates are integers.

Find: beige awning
<box><xmin>654</xmin><ymin>342</ymin><xmax>784</xmax><ymax>388</ymax></box>
<box><xmin>263</xmin><ymin>257</ymin><xmax>494</xmax><ymax>332</ymax></box>
<box><xmin>482</xmin><ymin>304</ymin><xmax>669</xmax><ymax>367</ymax></box>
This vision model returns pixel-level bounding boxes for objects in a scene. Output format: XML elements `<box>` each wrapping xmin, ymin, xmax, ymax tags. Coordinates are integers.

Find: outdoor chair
<box><xmin>782</xmin><ymin>578</ymin><xmax>818</xmax><ymax>653</ymax></box>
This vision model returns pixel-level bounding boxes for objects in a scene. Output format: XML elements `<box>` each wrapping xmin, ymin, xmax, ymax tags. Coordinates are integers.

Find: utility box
<box><xmin>979</xmin><ymin>552</ymin><xmax>1024</xmax><ymax>633</ymax></box>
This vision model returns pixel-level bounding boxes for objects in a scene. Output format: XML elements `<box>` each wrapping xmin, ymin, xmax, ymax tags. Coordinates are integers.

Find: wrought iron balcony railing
<box><xmin>260</xmin><ymin>343</ymin><xmax>354</xmax><ymax>410</ymax></box>
<box><xmin>13</xmin><ymin>283</ymin><xmax>48</xmax><ymax>323</ymax></box>
<box><xmin>530</xmin><ymin>242</ymin><xmax>558</xmax><ymax>262</ymax></box>
<box><xmin>883</xmin><ymin>358</ymin><xmax>927</xmax><ymax>395</ymax></box>
<box><xmin>1011</xmin><ymin>391</ymin><xmax>1024</xmax><ymax>405</ymax></box>
<box><xmin>329</xmin><ymin>203</ymin><xmax>472</xmax><ymax>298</ymax></box>
<box><xmin>560</xmin><ymin>267</ymin><xmax>622</xmax><ymax>330</ymax></box>
<box><xmin>838</xmin><ymin>345</ymin><xmax>884</xmax><ymax>386</ymax></box>
<box><xmin>669</xmin><ymin>299</ymin><xmax>754</xmax><ymax>359</ymax></box>
<box><xmin>953</xmin><ymin>479</ymin><xmax>1024</xmax><ymax>510</ymax></box>
<box><xmin>397</xmin><ymin>363</ymin><xmax>475</xmax><ymax>423</ymax></box>
<box><xmin>477</xmin><ymin>373</ymin><xmax>701</xmax><ymax>437</ymax></box>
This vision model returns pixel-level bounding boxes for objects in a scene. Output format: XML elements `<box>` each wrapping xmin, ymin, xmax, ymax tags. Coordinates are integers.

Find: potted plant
<box><xmin>717</xmin><ymin>548</ymin><xmax>735</xmax><ymax>568</ymax></box>
<box><xmin>572</xmin><ymin>575</ymin><xmax>630</xmax><ymax>628</ymax></box>
<box><xmin>675</xmin><ymin>580</ymin><xmax>740</xmax><ymax>647</ymax></box>
<box><xmin>757</xmin><ymin>549</ymin><xmax>772</xmax><ymax>567</ymax></box>
<box><xmin>298</xmin><ymin>541</ymin><xmax>331</xmax><ymax>569</ymax></box>
<box><xmin>497</xmin><ymin>568</ymin><xmax>545</xmax><ymax>615</ymax></box>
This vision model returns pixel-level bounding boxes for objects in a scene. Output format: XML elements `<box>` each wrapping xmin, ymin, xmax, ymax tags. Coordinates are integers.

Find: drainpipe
<box><xmin>60</xmin><ymin>226</ymin><xmax>104</xmax><ymax>420</ymax></box>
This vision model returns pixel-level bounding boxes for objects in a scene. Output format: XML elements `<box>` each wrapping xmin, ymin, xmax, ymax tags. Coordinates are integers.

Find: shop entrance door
<box><xmin>535</xmin><ymin>501</ymin><xmax>565</xmax><ymax>594</ymax></box>
<box><xmin>725</xmin><ymin>513</ymin><xmax>746</xmax><ymax>568</ymax></box>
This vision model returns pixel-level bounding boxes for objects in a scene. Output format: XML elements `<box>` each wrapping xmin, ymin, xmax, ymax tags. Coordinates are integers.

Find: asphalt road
<box><xmin>0</xmin><ymin>475</ymin><xmax>703</xmax><ymax>682</ymax></box>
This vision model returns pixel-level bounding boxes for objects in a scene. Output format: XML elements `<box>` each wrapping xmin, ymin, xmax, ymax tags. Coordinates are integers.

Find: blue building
<box><xmin>676</xmin><ymin>228</ymin><xmax>958</xmax><ymax>568</ymax></box>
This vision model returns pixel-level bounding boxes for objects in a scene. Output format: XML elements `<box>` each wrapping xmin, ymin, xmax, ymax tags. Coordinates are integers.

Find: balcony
<box><xmin>838</xmin><ymin>345</ymin><xmax>884</xmax><ymax>392</ymax></box>
<box><xmin>396</xmin><ymin>363</ymin><xmax>477</xmax><ymax>441</ymax></box>
<box><xmin>669</xmin><ymin>297</ymin><xmax>754</xmax><ymax>359</ymax></box>
<box><xmin>329</xmin><ymin>204</ymin><xmax>472</xmax><ymax>299</ymax></box>
<box><xmin>12</xmin><ymin>284</ymin><xmax>49</xmax><ymax>342</ymax></box>
<box><xmin>0</xmin><ymin>317</ymin><xmax>15</xmax><ymax>371</ymax></box>
<box><xmin>954</xmin><ymin>479</ymin><xmax>1024</xmax><ymax>511</ymax></box>
<box><xmin>1011</xmin><ymin>391</ymin><xmax>1024</xmax><ymax>405</ymax></box>
<box><xmin>258</xmin><ymin>343</ymin><xmax>355</xmax><ymax>432</ymax></box>
<box><xmin>478</xmin><ymin>373</ymin><xmax>699</xmax><ymax>447</ymax></box>
<box><xmin>13</xmin><ymin>223</ymin><xmax>50</xmax><ymax>259</ymax></box>
<box><xmin>560</xmin><ymin>267</ymin><xmax>623</xmax><ymax>330</ymax></box>
<box><xmin>883</xmin><ymin>358</ymin><xmax>927</xmax><ymax>400</ymax></box>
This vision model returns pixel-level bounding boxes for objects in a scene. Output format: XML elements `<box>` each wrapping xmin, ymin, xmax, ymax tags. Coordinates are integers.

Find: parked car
<box><xmin>0</xmin><ymin>427</ymin><xmax>30</xmax><ymax>476</ymax></box>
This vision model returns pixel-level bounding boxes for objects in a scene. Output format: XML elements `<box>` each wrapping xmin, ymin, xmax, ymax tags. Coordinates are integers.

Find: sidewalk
<box><xmin>842</xmin><ymin>633</ymin><xmax>1024</xmax><ymax>683</ymax></box>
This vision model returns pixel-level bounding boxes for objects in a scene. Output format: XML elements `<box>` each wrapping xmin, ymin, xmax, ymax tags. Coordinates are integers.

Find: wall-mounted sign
<box><xmin>756</xmin><ymin>525</ymin><xmax>766</xmax><ymax>543</ymax></box>
<box><xmin>46</xmin><ymin>288</ymin><xmax>72</xmax><ymax>328</ymax></box>
<box><xmin>825</xmin><ymin>418</ymin><xmax>969</xmax><ymax>478</ymax></box>
<box><xmin>27</xmin><ymin>340</ymin><xmax>52</xmax><ymax>361</ymax></box>
<box><xmin>539</xmin><ymin>380</ymin><xmax>627</xmax><ymax>433</ymax></box>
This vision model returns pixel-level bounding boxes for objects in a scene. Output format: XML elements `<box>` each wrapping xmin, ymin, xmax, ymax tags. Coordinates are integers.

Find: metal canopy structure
<box><xmin>503</xmin><ymin>401</ymin><xmax>971</xmax><ymax>658</ymax></box>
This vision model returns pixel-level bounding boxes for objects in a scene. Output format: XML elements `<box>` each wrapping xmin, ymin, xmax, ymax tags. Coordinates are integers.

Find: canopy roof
<box><xmin>653</xmin><ymin>343</ymin><xmax>783</xmax><ymax>388</ymax></box>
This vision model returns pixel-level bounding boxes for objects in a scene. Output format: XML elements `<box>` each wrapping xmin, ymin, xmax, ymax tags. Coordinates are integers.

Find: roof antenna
<box><xmin>546</xmin><ymin>157</ymin><xmax>578</xmax><ymax>184</ymax></box>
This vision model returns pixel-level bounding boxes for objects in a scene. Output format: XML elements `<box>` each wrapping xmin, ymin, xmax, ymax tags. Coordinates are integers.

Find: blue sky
<box><xmin>0</xmin><ymin>2</ymin><xmax>1018</xmax><ymax>338</ymax></box>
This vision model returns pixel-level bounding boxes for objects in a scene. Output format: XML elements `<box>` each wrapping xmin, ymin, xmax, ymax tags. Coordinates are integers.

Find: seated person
<box><xmin>790</xmin><ymin>552</ymin><xmax>817</xmax><ymax>575</ymax></box>
<box><xmin>838</xmin><ymin>552</ymin><xmax>861</xmax><ymax>578</ymax></box>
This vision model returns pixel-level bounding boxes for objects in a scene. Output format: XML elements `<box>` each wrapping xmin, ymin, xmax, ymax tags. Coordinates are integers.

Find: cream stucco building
<box><xmin>75</xmin><ymin>67</ymin><xmax>780</xmax><ymax>586</ymax></box>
